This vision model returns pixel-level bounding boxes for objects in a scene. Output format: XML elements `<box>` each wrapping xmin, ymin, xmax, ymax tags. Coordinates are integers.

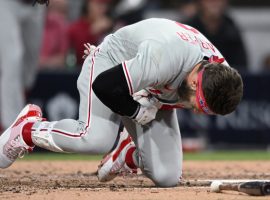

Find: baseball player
<box><xmin>0</xmin><ymin>18</ymin><xmax>243</xmax><ymax>187</ymax></box>
<box><xmin>0</xmin><ymin>0</ymin><xmax>44</xmax><ymax>131</ymax></box>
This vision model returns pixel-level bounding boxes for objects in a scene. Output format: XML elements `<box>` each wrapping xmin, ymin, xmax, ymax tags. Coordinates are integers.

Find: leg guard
<box><xmin>31</xmin><ymin>121</ymin><xmax>65</xmax><ymax>153</ymax></box>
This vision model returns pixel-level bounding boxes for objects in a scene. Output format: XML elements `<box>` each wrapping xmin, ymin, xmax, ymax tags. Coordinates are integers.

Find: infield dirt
<box><xmin>1</xmin><ymin>160</ymin><xmax>270</xmax><ymax>200</ymax></box>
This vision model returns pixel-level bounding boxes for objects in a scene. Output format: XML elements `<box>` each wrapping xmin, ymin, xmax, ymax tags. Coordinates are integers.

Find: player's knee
<box><xmin>150</xmin><ymin>169</ymin><xmax>180</xmax><ymax>187</ymax></box>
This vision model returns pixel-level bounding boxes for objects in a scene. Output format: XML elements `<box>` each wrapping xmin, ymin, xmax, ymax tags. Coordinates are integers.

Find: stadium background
<box><xmin>1</xmin><ymin>1</ymin><xmax>270</xmax><ymax>200</ymax></box>
<box><xmin>10</xmin><ymin>0</ymin><xmax>269</xmax><ymax>151</ymax></box>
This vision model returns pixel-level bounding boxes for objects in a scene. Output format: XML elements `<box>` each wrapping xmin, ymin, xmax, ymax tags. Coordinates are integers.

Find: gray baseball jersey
<box><xmin>103</xmin><ymin>18</ymin><xmax>228</xmax><ymax>104</ymax></box>
<box><xmin>30</xmin><ymin>18</ymin><xmax>228</xmax><ymax>187</ymax></box>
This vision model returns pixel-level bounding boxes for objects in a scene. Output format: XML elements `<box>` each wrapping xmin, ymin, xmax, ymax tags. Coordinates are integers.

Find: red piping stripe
<box><xmin>52</xmin><ymin>129</ymin><xmax>84</xmax><ymax>138</ymax></box>
<box><xmin>51</xmin><ymin>48</ymin><xmax>100</xmax><ymax>137</ymax></box>
<box><xmin>122</xmin><ymin>61</ymin><xmax>134</xmax><ymax>95</ymax></box>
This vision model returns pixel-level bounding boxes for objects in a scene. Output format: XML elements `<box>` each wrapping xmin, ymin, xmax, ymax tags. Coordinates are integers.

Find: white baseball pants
<box><xmin>32</xmin><ymin>44</ymin><xmax>183</xmax><ymax>187</ymax></box>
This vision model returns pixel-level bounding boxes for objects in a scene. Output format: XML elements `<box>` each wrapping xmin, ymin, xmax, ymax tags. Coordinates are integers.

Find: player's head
<box><xmin>198</xmin><ymin>61</ymin><xmax>243</xmax><ymax>115</ymax></box>
<box><xmin>179</xmin><ymin>60</ymin><xmax>243</xmax><ymax>115</ymax></box>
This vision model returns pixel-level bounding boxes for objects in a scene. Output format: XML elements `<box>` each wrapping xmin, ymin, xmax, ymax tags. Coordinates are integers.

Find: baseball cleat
<box><xmin>98</xmin><ymin>130</ymin><xmax>137</xmax><ymax>182</ymax></box>
<box><xmin>0</xmin><ymin>104</ymin><xmax>43</xmax><ymax>168</ymax></box>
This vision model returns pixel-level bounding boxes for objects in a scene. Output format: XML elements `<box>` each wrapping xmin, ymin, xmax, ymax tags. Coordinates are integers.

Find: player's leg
<box><xmin>26</xmin><ymin>48</ymin><xmax>121</xmax><ymax>154</ymax></box>
<box><xmin>0</xmin><ymin>46</ymin><xmax>120</xmax><ymax>168</ymax></box>
<box><xmin>127</xmin><ymin>109</ymin><xmax>183</xmax><ymax>187</ymax></box>
<box><xmin>21</xmin><ymin>4</ymin><xmax>44</xmax><ymax>91</ymax></box>
<box><xmin>97</xmin><ymin>128</ymin><xmax>137</xmax><ymax>182</ymax></box>
<box><xmin>0</xmin><ymin>1</ymin><xmax>24</xmax><ymax>129</ymax></box>
<box><xmin>99</xmin><ymin>109</ymin><xmax>183</xmax><ymax>187</ymax></box>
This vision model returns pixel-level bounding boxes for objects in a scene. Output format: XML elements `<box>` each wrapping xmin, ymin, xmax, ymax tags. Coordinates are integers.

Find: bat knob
<box><xmin>210</xmin><ymin>181</ymin><xmax>222</xmax><ymax>193</ymax></box>
<box><xmin>262</xmin><ymin>183</ymin><xmax>270</xmax><ymax>195</ymax></box>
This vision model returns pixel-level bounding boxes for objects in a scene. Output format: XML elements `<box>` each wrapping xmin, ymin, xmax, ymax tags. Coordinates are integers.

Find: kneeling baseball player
<box><xmin>0</xmin><ymin>18</ymin><xmax>243</xmax><ymax>187</ymax></box>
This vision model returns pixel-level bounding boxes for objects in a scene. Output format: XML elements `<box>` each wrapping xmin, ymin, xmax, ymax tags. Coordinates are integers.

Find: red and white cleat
<box><xmin>0</xmin><ymin>104</ymin><xmax>43</xmax><ymax>168</ymax></box>
<box><xmin>98</xmin><ymin>130</ymin><xmax>137</xmax><ymax>182</ymax></box>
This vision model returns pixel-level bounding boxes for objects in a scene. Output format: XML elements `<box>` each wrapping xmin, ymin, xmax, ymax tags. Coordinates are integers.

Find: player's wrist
<box><xmin>133</xmin><ymin>104</ymin><xmax>158</xmax><ymax>125</ymax></box>
<box><xmin>133</xmin><ymin>90</ymin><xmax>162</xmax><ymax>109</ymax></box>
<box><xmin>129</xmin><ymin>104</ymin><xmax>141</xmax><ymax>119</ymax></box>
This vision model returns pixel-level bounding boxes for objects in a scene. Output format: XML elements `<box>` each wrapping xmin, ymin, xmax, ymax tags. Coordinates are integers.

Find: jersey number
<box><xmin>175</xmin><ymin>22</ymin><xmax>199</xmax><ymax>34</ymax></box>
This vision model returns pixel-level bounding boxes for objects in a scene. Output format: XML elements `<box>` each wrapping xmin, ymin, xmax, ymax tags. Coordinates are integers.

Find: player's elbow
<box><xmin>92</xmin><ymin>72</ymin><xmax>122</xmax><ymax>113</ymax></box>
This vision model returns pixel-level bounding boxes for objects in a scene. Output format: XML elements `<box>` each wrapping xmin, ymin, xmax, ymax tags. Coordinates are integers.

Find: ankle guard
<box><xmin>31</xmin><ymin>121</ymin><xmax>65</xmax><ymax>153</ymax></box>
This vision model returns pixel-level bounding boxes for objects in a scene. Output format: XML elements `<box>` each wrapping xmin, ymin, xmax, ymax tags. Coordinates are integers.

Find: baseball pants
<box><xmin>32</xmin><ymin>44</ymin><xmax>183</xmax><ymax>187</ymax></box>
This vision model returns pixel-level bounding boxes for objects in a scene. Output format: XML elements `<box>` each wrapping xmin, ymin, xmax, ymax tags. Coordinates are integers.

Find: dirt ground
<box><xmin>1</xmin><ymin>160</ymin><xmax>270</xmax><ymax>200</ymax></box>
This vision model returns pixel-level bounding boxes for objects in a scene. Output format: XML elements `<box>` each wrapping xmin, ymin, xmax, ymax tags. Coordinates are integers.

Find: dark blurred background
<box><xmin>1</xmin><ymin>0</ymin><xmax>270</xmax><ymax>151</ymax></box>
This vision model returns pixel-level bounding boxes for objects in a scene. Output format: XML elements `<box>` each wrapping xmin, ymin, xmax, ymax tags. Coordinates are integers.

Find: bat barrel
<box><xmin>210</xmin><ymin>180</ymin><xmax>270</xmax><ymax>196</ymax></box>
<box><xmin>238</xmin><ymin>181</ymin><xmax>270</xmax><ymax>196</ymax></box>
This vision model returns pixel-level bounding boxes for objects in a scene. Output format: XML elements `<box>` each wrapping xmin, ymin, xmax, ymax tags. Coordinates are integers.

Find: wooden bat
<box><xmin>210</xmin><ymin>181</ymin><xmax>270</xmax><ymax>196</ymax></box>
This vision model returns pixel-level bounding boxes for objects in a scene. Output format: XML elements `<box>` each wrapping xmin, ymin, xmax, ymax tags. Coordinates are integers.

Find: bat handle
<box><xmin>220</xmin><ymin>183</ymin><xmax>239</xmax><ymax>192</ymax></box>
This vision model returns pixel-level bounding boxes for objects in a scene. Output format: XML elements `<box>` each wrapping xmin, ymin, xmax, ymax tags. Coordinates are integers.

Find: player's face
<box><xmin>179</xmin><ymin>63</ymin><xmax>209</xmax><ymax>115</ymax></box>
<box><xmin>178</xmin><ymin>81</ymin><xmax>200</xmax><ymax>112</ymax></box>
<box><xmin>178</xmin><ymin>64</ymin><xmax>199</xmax><ymax>110</ymax></box>
<box><xmin>178</xmin><ymin>80</ymin><xmax>195</xmax><ymax>103</ymax></box>
<box><xmin>178</xmin><ymin>92</ymin><xmax>204</xmax><ymax>114</ymax></box>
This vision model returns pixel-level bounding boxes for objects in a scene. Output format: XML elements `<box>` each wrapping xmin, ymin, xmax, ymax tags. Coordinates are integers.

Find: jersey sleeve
<box><xmin>122</xmin><ymin>41</ymin><xmax>174</xmax><ymax>95</ymax></box>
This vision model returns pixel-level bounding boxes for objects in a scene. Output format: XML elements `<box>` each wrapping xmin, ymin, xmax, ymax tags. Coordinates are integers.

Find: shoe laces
<box><xmin>4</xmin><ymin>136</ymin><xmax>27</xmax><ymax>160</ymax></box>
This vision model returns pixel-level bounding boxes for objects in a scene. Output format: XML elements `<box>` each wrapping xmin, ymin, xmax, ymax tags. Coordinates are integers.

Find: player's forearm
<box><xmin>92</xmin><ymin>64</ymin><xmax>140</xmax><ymax>118</ymax></box>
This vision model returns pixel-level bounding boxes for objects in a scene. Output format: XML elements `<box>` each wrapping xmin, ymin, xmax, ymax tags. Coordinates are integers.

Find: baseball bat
<box><xmin>211</xmin><ymin>181</ymin><xmax>270</xmax><ymax>196</ymax></box>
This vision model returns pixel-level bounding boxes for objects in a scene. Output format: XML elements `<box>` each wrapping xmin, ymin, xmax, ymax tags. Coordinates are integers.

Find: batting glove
<box><xmin>133</xmin><ymin>90</ymin><xmax>162</xmax><ymax>125</ymax></box>
<box><xmin>134</xmin><ymin>104</ymin><xmax>158</xmax><ymax>125</ymax></box>
<box><xmin>133</xmin><ymin>89</ymin><xmax>162</xmax><ymax>108</ymax></box>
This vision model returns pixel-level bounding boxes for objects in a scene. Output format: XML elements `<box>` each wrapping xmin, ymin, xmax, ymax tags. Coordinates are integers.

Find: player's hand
<box><xmin>133</xmin><ymin>89</ymin><xmax>162</xmax><ymax>109</ymax></box>
<box><xmin>82</xmin><ymin>43</ymin><xmax>97</xmax><ymax>59</ymax></box>
<box><xmin>134</xmin><ymin>104</ymin><xmax>158</xmax><ymax>125</ymax></box>
<box><xmin>133</xmin><ymin>90</ymin><xmax>161</xmax><ymax>125</ymax></box>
